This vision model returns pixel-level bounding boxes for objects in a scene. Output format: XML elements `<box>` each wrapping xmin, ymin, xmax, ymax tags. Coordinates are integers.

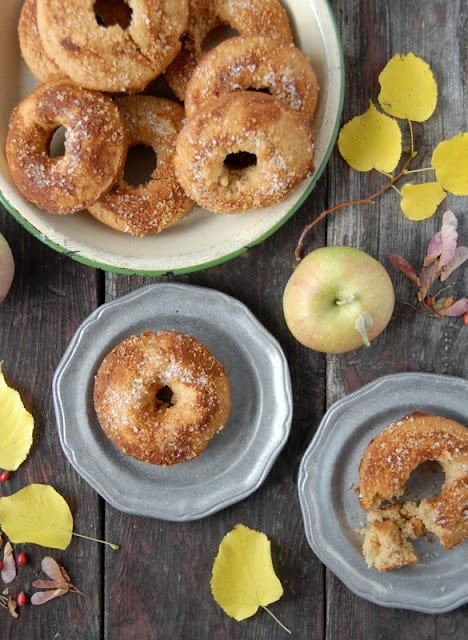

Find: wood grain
<box><xmin>0</xmin><ymin>0</ymin><xmax>466</xmax><ymax>638</ymax></box>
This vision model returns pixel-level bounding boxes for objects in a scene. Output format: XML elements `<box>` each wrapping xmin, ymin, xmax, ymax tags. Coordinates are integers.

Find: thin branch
<box><xmin>295</xmin><ymin>153</ymin><xmax>414</xmax><ymax>260</ymax></box>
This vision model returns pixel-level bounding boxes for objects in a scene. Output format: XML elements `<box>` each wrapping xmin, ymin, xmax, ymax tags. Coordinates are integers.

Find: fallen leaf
<box><xmin>0</xmin><ymin>593</ymin><xmax>18</xmax><ymax>618</ymax></box>
<box><xmin>211</xmin><ymin>524</ymin><xmax>290</xmax><ymax>632</ymax></box>
<box><xmin>399</xmin><ymin>181</ymin><xmax>446</xmax><ymax>220</ymax></box>
<box><xmin>0</xmin><ymin>484</ymin><xmax>73</xmax><ymax>549</ymax></box>
<box><xmin>337</xmin><ymin>102</ymin><xmax>402</xmax><ymax>173</ymax></box>
<box><xmin>378</xmin><ymin>53</ymin><xmax>438</xmax><ymax>122</ymax></box>
<box><xmin>389</xmin><ymin>210</ymin><xmax>467</xmax><ymax>317</ymax></box>
<box><xmin>0</xmin><ymin>542</ymin><xmax>16</xmax><ymax>584</ymax></box>
<box><xmin>431</xmin><ymin>133</ymin><xmax>468</xmax><ymax>195</ymax></box>
<box><xmin>31</xmin><ymin>556</ymin><xmax>82</xmax><ymax>605</ymax></box>
<box><xmin>0</xmin><ymin>364</ymin><xmax>34</xmax><ymax>471</ymax></box>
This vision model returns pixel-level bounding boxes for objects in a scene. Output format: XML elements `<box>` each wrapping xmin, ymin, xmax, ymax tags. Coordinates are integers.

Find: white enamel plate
<box><xmin>0</xmin><ymin>0</ymin><xmax>344</xmax><ymax>274</ymax></box>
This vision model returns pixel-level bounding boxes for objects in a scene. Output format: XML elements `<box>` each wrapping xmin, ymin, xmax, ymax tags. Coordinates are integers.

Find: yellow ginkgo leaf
<box><xmin>0</xmin><ymin>484</ymin><xmax>73</xmax><ymax>549</ymax></box>
<box><xmin>337</xmin><ymin>102</ymin><xmax>402</xmax><ymax>173</ymax></box>
<box><xmin>400</xmin><ymin>181</ymin><xmax>446</xmax><ymax>220</ymax></box>
<box><xmin>431</xmin><ymin>132</ymin><xmax>468</xmax><ymax>196</ymax></box>
<box><xmin>211</xmin><ymin>524</ymin><xmax>289</xmax><ymax>631</ymax></box>
<box><xmin>378</xmin><ymin>53</ymin><xmax>438</xmax><ymax>122</ymax></box>
<box><xmin>0</xmin><ymin>364</ymin><xmax>34</xmax><ymax>471</ymax></box>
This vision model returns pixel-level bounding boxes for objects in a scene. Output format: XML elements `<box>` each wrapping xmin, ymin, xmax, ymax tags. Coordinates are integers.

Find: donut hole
<box><xmin>123</xmin><ymin>144</ymin><xmax>157</xmax><ymax>186</ymax></box>
<box><xmin>403</xmin><ymin>460</ymin><xmax>445</xmax><ymax>501</ymax></box>
<box><xmin>155</xmin><ymin>385</ymin><xmax>174</xmax><ymax>408</ymax></box>
<box><xmin>48</xmin><ymin>126</ymin><xmax>67</xmax><ymax>158</ymax></box>
<box><xmin>201</xmin><ymin>24</ymin><xmax>240</xmax><ymax>52</ymax></box>
<box><xmin>224</xmin><ymin>151</ymin><xmax>257</xmax><ymax>171</ymax></box>
<box><xmin>93</xmin><ymin>0</ymin><xmax>132</xmax><ymax>29</ymax></box>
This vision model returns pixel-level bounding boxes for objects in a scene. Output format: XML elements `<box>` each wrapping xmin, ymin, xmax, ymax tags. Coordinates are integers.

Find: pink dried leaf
<box><xmin>40</xmin><ymin>556</ymin><xmax>67</xmax><ymax>583</ymax></box>
<box><xmin>424</xmin><ymin>210</ymin><xmax>458</xmax><ymax>267</ymax></box>
<box><xmin>440</xmin><ymin>245</ymin><xmax>468</xmax><ymax>281</ymax></box>
<box><xmin>30</xmin><ymin>588</ymin><xmax>69</xmax><ymax>606</ymax></box>
<box><xmin>1</xmin><ymin>542</ymin><xmax>16</xmax><ymax>584</ymax></box>
<box><xmin>437</xmin><ymin>297</ymin><xmax>468</xmax><ymax>317</ymax></box>
<box><xmin>31</xmin><ymin>579</ymin><xmax>69</xmax><ymax>590</ymax></box>
<box><xmin>388</xmin><ymin>254</ymin><xmax>419</xmax><ymax>285</ymax></box>
<box><xmin>417</xmin><ymin>262</ymin><xmax>438</xmax><ymax>301</ymax></box>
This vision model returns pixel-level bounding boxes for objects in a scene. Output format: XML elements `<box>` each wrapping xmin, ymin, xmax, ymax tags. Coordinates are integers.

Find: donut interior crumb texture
<box><xmin>93</xmin><ymin>330</ymin><xmax>231</xmax><ymax>466</ymax></box>
<box><xmin>357</xmin><ymin>413</ymin><xmax>468</xmax><ymax>571</ymax></box>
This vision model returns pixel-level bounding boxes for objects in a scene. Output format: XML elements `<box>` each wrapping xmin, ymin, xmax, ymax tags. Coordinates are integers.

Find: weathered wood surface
<box><xmin>0</xmin><ymin>1</ymin><xmax>466</xmax><ymax>638</ymax></box>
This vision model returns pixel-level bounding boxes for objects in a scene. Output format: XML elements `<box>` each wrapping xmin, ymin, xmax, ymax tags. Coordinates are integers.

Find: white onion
<box><xmin>0</xmin><ymin>232</ymin><xmax>15</xmax><ymax>303</ymax></box>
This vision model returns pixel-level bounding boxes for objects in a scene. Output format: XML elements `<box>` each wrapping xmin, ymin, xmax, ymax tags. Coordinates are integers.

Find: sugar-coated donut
<box><xmin>184</xmin><ymin>35</ymin><xmax>319</xmax><ymax>122</ymax></box>
<box><xmin>18</xmin><ymin>0</ymin><xmax>68</xmax><ymax>83</ymax></box>
<box><xmin>6</xmin><ymin>80</ymin><xmax>126</xmax><ymax>214</ymax></box>
<box><xmin>165</xmin><ymin>0</ymin><xmax>294</xmax><ymax>100</ymax></box>
<box><xmin>359</xmin><ymin>413</ymin><xmax>468</xmax><ymax>551</ymax></box>
<box><xmin>174</xmin><ymin>91</ymin><xmax>315</xmax><ymax>214</ymax></box>
<box><xmin>88</xmin><ymin>96</ymin><xmax>194</xmax><ymax>236</ymax></box>
<box><xmin>93</xmin><ymin>330</ymin><xmax>231</xmax><ymax>466</ymax></box>
<box><xmin>36</xmin><ymin>0</ymin><xmax>189</xmax><ymax>93</ymax></box>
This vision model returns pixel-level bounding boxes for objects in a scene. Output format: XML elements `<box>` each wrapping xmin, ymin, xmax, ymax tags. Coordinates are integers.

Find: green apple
<box><xmin>283</xmin><ymin>246</ymin><xmax>395</xmax><ymax>353</ymax></box>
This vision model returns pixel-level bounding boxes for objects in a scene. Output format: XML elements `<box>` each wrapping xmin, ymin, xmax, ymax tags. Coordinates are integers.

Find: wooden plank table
<box><xmin>0</xmin><ymin>1</ymin><xmax>466</xmax><ymax>638</ymax></box>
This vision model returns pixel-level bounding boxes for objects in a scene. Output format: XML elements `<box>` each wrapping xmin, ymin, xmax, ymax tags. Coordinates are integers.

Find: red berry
<box><xmin>17</xmin><ymin>552</ymin><xmax>28</xmax><ymax>566</ymax></box>
<box><xmin>0</xmin><ymin>470</ymin><xmax>10</xmax><ymax>482</ymax></box>
<box><xmin>0</xmin><ymin>560</ymin><xmax>4</xmax><ymax>570</ymax></box>
<box><xmin>463</xmin><ymin>312</ymin><xmax>468</xmax><ymax>325</ymax></box>
<box><xmin>16</xmin><ymin>592</ymin><xmax>28</xmax><ymax>607</ymax></box>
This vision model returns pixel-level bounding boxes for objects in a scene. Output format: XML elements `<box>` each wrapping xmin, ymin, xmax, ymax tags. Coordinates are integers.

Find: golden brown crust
<box><xmin>165</xmin><ymin>0</ymin><xmax>294</xmax><ymax>100</ymax></box>
<box><xmin>174</xmin><ymin>91</ymin><xmax>315</xmax><ymax>214</ymax></box>
<box><xmin>93</xmin><ymin>330</ymin><xmax>231</xmax><ymax>466</ymax></box>
<box><xmin>88</xmin><ymin>96</ymin><xmax>194</xmax><ymax>235</ymax></box>
<box><xmin>6</xmin><ymin>80</ymin><xmax>126</xmax><ymax>214</ymax></box>
<box><xmin>359</xmin><ymin>412</ymin><xmax>468</xmax><ymax>555</ymax></box>
<box><xmin>18</xmin><ymin>0</ymin><xmax>68</xmax><ymax>83</ymax></box>
<box><xmin>36</xmin><ymin>0</ymin><xmax>188</xmax><ymax>93</ymax></box>
<box><xmin>184</xmin><ymin>35</ymin><xmax>319</xmax><ymax>122</ymax></box>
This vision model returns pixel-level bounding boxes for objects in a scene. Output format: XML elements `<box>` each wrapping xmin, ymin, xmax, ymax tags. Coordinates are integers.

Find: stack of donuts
<box><xmin>6</xmin><ymin>0</ymin><xmax>319</xmax><ymax>235</ymax></box>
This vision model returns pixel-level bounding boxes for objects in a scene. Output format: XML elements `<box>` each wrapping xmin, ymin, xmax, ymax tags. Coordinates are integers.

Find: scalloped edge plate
<box><xmin>53</xmin><ymin>283</ymin><xmax>292</xmax><ymax>521</ymax></box>
<box><xmin>298</xmin><ymin>372</ymin><xmax>468</xmax><ymax>613</ymax></box>
<box><xmin>0</xmin><ymin>0</ymin><xmax>344</xmax><ymax>274</ymax></box>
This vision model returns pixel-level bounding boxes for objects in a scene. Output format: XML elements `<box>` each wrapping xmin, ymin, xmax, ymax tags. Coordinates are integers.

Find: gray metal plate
<box><xmin>53</xmin><ymin>283</ymin><xmax>292</xmax><ymax>521</ymax></box>
<box><xmin>298</xmin><ymin>372</ymin><xmax>468</xmax><ymax>613</ymax></box>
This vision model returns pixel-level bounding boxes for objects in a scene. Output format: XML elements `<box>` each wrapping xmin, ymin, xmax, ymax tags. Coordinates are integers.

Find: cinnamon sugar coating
<box><xmin>93</xmin><ymin>331</ymin><xmax>231</xmax><ymax>466</ymax></box>
<box><xmin>36</xmin><ymin>0</ymin><xmax>188</xmax><ymax>93</ymax></box>
<box><xmin>174</xmin><ymin>91</ymin><xmax>315</xmax><ymax>214</ymax></box>
<box><xmin>6</xmin><ymin>80</ymin><xmax>126</xmax><ymax>214</ymax></box>
<box><xmin>18</xmin><ymin>0</ymin><xmax>68</xmax><ymax>83</ymax></box>
<box><xmin>88</xmin><ymin>96</ymin><xmax>194</xmax><ymax>236</ymax></box>
<box><xmin>184</xmin><ymin>35</ymin><xmax>319</xmax><ymax>122</ymax></box>
<box><xmin>165</xmin><ymin>0</ymin><xmax>294</xmax><ymax>100</ymax></box>
<box><xmin>359</xmin><ymin>412</ymin><xmax>468</xmax><ymax>557</ymax></box>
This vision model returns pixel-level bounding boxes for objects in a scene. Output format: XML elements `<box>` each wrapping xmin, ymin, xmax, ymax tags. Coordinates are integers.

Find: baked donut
<box><xmin>359</xmin><ymin>413</ymin><xmax>468</xmax><ymax>551</ymax></box>
<box><xmin>174</xmin><ymin>91</ymin><xmax>315</xmax><ymax>214</ymax></box>
<box><xmin>88</xmin><ymin>96</ymin><xmax>194</xmax><ymax>235</ymax></box>
<box><xmin>184</xmin><ymin>35</ymin><xmax>319</xmax><ymax>122</ymax></box>
<box><xmin>36</xmin><ymin>0</ymin><xmax>189</xmax><ymax>93</ymax></box>
<box><xmin>165</xmin><ymin>0</ymin><xmax>294</xmax><ymax>100</ymax></box>
<box><xmin>18</xmin><ymin>0</ymin><xmax>68</xmax><ymax>83</ymax></box>
<box><xmin>6</xmin><ymin>80</ymin><xmax>126</xmax><ymax>214</ymax></box>
<box><xmin>93</xmin><ymin>330</ymin><xmax>231</xmax><ymax>466</ymax></box>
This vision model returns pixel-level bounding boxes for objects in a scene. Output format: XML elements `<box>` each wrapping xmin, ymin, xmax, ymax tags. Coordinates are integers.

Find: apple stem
<box><xmin>335</xmin><ymin>294</ymin><xmax>357</xmax><ymax>306</ymax></box>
